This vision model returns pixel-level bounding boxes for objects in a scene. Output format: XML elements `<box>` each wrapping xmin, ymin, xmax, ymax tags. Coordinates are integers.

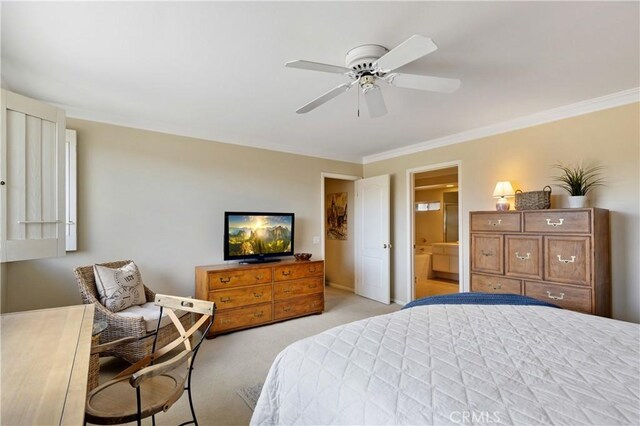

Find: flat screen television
<box><xmin>224</xmin><ymin>212</ymin><xmax>295</xmax><ymax>264</ymax></box>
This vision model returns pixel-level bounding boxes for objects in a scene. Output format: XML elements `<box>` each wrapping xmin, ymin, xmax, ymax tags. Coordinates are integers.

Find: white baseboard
<box><xmin>326</xmin><ymin>281</ymin><xmax>355</xmax><ymax>292</ymax></box>
<box><xmin>393</xmin><ymin>299</ymin><xmax>407</xmax><ymax>306</ymax></box>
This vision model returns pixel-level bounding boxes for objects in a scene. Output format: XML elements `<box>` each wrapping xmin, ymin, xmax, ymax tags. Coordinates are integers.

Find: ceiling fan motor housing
<box><xmin>345</xmin><ymin>44</ymin><xmax>388</xmax><ymax>76</ymax></box>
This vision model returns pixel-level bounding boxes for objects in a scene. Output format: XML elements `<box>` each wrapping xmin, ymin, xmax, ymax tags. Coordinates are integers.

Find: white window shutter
<box><xmin>0</xmin><ymin>89</ymin><xmax>66</xmax><ymax>262</ymax></box>
<box><xmin>65</xmin><ymin>129</ymin><xmax>77</xmax><ymax>251</ymax></box>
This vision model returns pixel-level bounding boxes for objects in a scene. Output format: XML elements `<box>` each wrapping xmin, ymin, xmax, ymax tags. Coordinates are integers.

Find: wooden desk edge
<box><xmin>60</xmin><ymin>304</ymin><xmax>95</xmax><ymax>425</ymax></box>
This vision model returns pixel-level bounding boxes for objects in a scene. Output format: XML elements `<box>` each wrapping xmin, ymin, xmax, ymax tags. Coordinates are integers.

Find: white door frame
<box><xmin>406</xmin><ymin>160</ymin><xmax>463</xmax><ymax>301</ymax></box>
<box><xmin>320</xmin><ymin>172</ymin><xmax>361</xmax><ymax>289</ymax></box>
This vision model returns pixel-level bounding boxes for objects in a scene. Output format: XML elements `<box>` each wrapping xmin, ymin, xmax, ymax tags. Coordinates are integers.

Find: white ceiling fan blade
<box><xmin>286</xmin><ymin>60</ymin><xmax>352</xmax><ymax>75</ymax></box>
<box><xmin>388</xmin><ymin>73</ymin><xmax>461</xmax><ymax>93</ymax></box>
<box><xmin>296</xmin><ymin>83</ymin><xmax>352</xmax><ymax>114</ymax></box>
<box><xmin>363</xmin><ymin>86</ymin><xmax>387</xmax><ymax>118</ymax></box>
<box><xmin>375</xmin><ymin>35</ymin><xmax>438</xmax><ymax>72</ymax></box>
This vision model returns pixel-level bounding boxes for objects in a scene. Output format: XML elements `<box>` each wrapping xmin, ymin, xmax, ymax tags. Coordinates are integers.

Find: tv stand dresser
<box><xmin>195</xmin><ymin>259</ymin><xmax>324</xmax><ymax>337</ymax></box>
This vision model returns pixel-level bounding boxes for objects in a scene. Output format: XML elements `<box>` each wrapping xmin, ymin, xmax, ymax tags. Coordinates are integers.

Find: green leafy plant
<box><xmin>552</xmin><ymin>162</ymin><xmax>605</xmax><ymax>196</ymax></box>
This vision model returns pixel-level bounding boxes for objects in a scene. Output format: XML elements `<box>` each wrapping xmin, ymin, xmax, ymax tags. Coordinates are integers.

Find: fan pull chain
<box><xmin>357</xmin><ymin>87</ymin><xmax>360</xmax><ymax>118</ymax></box>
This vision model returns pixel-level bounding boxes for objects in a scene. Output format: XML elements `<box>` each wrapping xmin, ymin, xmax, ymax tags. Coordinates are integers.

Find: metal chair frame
<box><xmin>85</xmin><ymin>295</ymin><xmax>215</xmax><ymax>426</ymax></box>
<box><xmin>146</xmin><ymin>300</ymin><xmax>214</xmax><ymax>426</ymax></box>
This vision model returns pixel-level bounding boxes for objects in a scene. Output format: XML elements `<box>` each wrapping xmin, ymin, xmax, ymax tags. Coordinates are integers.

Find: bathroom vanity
<box><xmin>432</xmin><ymin>242</ymin><xmax>459</xmax><ymax>279</ymax></box>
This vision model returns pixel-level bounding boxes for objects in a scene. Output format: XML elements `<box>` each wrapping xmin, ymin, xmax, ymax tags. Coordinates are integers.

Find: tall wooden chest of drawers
<box><xmin>469</xmin><ymin>209</ymin><xmax>611</xmax><ymax>316</ymax></box>
<box><xmin>195</xmin><ymin>260</ymin><xmax>324</xmax><ymax>337</ymax></box>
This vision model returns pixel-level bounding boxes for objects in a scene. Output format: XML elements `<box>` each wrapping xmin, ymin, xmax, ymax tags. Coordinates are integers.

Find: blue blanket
<box><xmin>402</xmin><ymin>292</ymin><xmax>560</xmax><ymax>310</ymax></box>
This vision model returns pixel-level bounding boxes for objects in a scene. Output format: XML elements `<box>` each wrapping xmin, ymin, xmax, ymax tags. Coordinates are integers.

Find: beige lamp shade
<box><xmin>492</xmin><ymin>181</ymin><xmax>514</xmax><ymax>211</ymax></box>
<box><xmin>492</xmin><ymin>181</ymin><xmax>515</xmax><ymax>198</ymax></box>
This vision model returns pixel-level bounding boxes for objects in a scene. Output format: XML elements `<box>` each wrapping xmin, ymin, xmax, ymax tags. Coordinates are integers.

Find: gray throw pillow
<box><xmin>94</xmin><ymin>261</ymin><xmax>147</xmax><ymax>312</ymax></box>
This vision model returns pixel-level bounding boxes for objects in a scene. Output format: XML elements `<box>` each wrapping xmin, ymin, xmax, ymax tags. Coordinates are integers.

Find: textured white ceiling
<box><xmin>2</xmin><ymin>2</ymin><xmax>638</xmax><ymax>163</ymax></box>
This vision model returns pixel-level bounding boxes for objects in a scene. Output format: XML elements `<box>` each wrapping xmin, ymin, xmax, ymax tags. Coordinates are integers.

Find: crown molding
<box><xmin>362</xmin><ymin>87</ymin><xmax>640</xmax><ymax>165</ymax></box>
<box><xmin>61</xmin><ymin>105</ymin><xmax>363</xmax><ymax>164</ymax></box>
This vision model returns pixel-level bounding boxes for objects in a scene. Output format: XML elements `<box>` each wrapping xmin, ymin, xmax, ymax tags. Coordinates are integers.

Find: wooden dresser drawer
<box><xmin>470</xmin><ymin>212</ymin><xmax>521</xmax><ymax>232</ymax></box>
<box><xmin>524</xmin><ymin>281</ymin><xmax>591</xmax><ymax>313</ymax></box>
<box><xmin>471</xmin><ymin>234</ymin><xmax>504</xmax><ymax>274</ymax></box>
<box><xmin>274</xmin><ymin>277</ymin><xmax>323</xmax><ymax>300</ymax></box>
<box><xmin>274</xmin><ymin>261</ymin><xmax>323</xmax><ymax>282</ymax></box>
<box><xmin>524</xmin><ymin>210</ymin><xmax>591</xmax><ymax>234</ymax></box>
<box><xmin>274</xmin><ymin>294</ymin><xmax>323</xmax><ymax>320</ymax></box>
<box><xmin>471</xmin><ymin>274</ymin><xmax>521</xmax><ymax>294</ymax></box>
<box><xmin>544</xmin><ymin>236</ymin><xmax>591</xmax><ymax>286</ymax></box>
<box><xmin>504</xmin><ymin>235</ymin><xmax>543</xmax><ymax>280</ymax></box>
<box><xmin>212</xmin><ymin>302</ymin><xmax>273</xmax><ymax>333</ymax></box>
<box><xmin>208</xmin><ymin>284</ymin><xmax>272</xmax><ymax>311</ymax></box>
<box><xmin>208</xmin><ymin>267</ymin><xmax>272</xmax><ymax>290</ymax></box>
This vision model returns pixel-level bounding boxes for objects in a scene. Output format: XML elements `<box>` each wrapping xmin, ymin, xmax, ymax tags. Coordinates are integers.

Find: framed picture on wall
<box><xmin>326</xmin><ymin>192</ymin><xmax>347</xmax><ymax>240</ymax></box>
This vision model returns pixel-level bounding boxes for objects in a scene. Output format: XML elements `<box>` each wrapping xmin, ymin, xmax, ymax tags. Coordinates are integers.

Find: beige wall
<box><xmin>365</xmin><ymin>103</ymin><xmax>640</xmax><ymax>322</ymax></box>
<box><xmin>3</xmin><ymin>119</ymin><xmax>362</xmax><ymax>312</ymax></box>
<box><xmin>324</xmin><ymin>178</ymin><xmax>355</xmax><ymax>290</ymax></box>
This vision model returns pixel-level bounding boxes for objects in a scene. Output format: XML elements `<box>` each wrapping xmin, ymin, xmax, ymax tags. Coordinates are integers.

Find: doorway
<box><xmin>321</xmin><ymin>173</ymin><xmax>358</xmax><ymax>293</ymax></box>
<box><xmin>321</xmin><ymin>173</ymin><xmax>391</xmax><ymax>304</ymax></box>
<box><xmin>407</xmin><ymin>162</ymin><xmax>463</xmax><ymax>300</ymax></box>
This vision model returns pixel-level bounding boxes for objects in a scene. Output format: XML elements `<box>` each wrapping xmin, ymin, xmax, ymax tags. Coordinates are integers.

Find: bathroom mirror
<box><xmin>443</xmin><ymin>191</ymin><xmax>459</xmax><ymax>242</ymax></box>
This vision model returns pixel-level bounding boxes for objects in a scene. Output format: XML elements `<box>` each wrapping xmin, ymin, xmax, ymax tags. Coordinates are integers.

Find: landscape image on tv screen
<box><xmin>227</xmin><ymin>214</ymin><xmax>293</xmax><ymax>257</ymax></box>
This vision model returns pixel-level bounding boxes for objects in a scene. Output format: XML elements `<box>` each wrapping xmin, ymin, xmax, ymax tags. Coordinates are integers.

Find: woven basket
<box><xmin>515</xmin><ymin>186</ymin><xmax>552</xmax><ymax>210</ymax></box>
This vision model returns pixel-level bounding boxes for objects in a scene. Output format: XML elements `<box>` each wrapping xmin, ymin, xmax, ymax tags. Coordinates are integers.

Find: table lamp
<box><xmin>493</xmin><ymin>181</ymin><xmax>514</xmax><ymax>211</ymax></box>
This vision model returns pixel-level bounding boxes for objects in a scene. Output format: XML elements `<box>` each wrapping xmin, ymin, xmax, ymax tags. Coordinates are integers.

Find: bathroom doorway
<box><xmin>407</xmin><ymin>162</ymin><xmax>462</xmax><ymax>300</ymax></box>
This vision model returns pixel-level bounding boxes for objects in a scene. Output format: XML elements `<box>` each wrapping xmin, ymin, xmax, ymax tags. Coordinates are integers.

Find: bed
<box><xmin>251</xmin><ymin>294</ymin><xmax>640</xmax><ymax>425</ymax></box>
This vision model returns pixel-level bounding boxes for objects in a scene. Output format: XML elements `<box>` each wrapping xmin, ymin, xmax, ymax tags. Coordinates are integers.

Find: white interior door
<box><xmin>355</xmin><ymin>174</ymin><xmax>390</xmax><ymax>304</ymax></box>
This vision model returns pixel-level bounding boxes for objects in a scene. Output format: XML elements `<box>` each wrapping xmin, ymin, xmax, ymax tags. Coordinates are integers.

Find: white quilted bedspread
<box><xmin>251</xmin><ymin>305</ymin><xmax>640</xmax><ymax>425</ymax></box>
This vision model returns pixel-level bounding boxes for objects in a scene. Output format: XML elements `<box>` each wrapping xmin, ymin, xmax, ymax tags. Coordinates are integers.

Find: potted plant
<box><xmin>552</xmin><ymin>162</ymin><xmax>605</xmax><ymax>208</ymax></box>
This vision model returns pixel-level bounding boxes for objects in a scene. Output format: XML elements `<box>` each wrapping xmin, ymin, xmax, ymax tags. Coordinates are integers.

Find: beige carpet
<box><xmin>97</xmin><ymin>286</ymin><xmax>400</xmax><ymax>425</ymax></box>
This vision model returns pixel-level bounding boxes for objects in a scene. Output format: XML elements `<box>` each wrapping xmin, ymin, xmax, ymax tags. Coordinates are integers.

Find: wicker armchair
<box><xmin>74</xmin><ymin>260</ymin><xmax>194</xmax><ymax>364</ymax></box>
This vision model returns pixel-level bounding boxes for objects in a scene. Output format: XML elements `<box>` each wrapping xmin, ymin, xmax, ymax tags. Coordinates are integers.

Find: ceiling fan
<box><xmin>286</xmin><ymin>34</ymin><xmax>461</xmax><ymax>118</ymax></box>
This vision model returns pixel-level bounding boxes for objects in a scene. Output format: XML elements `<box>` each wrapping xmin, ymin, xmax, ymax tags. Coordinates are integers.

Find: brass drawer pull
<box><xmin>308</xmin><ymin>284</ymin><xmax>317</xmax><ymax>289</ymax></box>
<box><xmin>557</xmin><ymin>255</ymin><xmax>576</xmax><ymax>264</ymax></box>
<box><xmin>220</xmin><ymin>297</ymin><xmax>232</xmax><ymax>303</ymax></box>
<box><xmin>491</xmin><ymin>284</ymin><xmax>502</xmax><ymax>290</ymax></box>
<box><xmin>219</xmin><ymin>277</ymin><xmax>231</xmax><ymax>283</ymax></box>
<box><xmin>546</xmin><ymin>291</ymin><xmax>565</xmax><ymax>301</ymax></box>
<box><xmin>309</xmin><ymin>267</ymin><xmax>317</xmax><ymax>273</ymax></box>
<box><xmin>254</xmin><ymin>292</ymin><xmax>263</xmax><ymax>298</ymax></box>
<box><xmin>255</xmin><ymin>274</ymin><xmax>264</xmax><ymax>280</ymax></box>
<box><xmin>515</xmin><ymin>252</ymin><xmax>530</xmax><ymax>260</ymax></box>
<box><xmin>488</xmin><ymin>219</ymin><xmax>502</xmax><ymax>227</ymax></box>
<box><xmin>481</xmin><ymin>250</ymin><xmax>494</xmax><ymax>257</ymax></box>
<box><xmin>222</xmin><ymin>319</ymin><xmax>232</xmax><ymax>324</ymax></box>
<box><xmin>282</xmin><ymin>270</ymin><xmax>291</xmax><ymax>276</ymax></box>
<box><xmin>283</xmin><ymin>289</ymin><xmax>291</xmax><ymax>293</ymax></box>
<box><xmin>254</xmin><ymin>312</ymin><xmax>264</xmax><ymax>318</ymax></box>
<box><xmin>283</xmin><ymin>306</ymin><xmax>292</xmax><ymax>312</ymax></box>
<box><xmin>546</xmin><ymin>218</ymin><xmax>564</xmax><ymax>227</ymax></box>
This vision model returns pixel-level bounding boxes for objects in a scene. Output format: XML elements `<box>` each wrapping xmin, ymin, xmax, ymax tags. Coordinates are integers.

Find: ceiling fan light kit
<box><xmin>286</xmin><ymin>34</ymin><xmax>461</xmax><ymax>118</ymax></box>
